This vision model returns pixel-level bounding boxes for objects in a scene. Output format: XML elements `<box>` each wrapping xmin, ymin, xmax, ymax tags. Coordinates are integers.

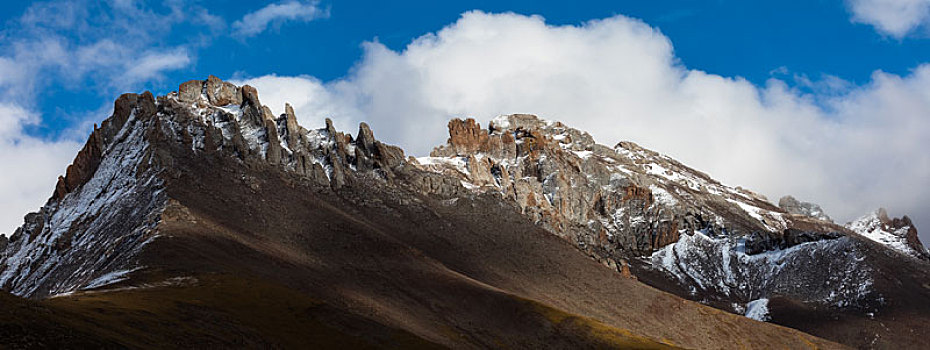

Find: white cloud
<box><xmin>124</xmin><ymin>50</ymin><xmax>192</xmax><ymax>84</ymax></box>
<box><xmin>848</xmin><ymin>0</ymin><xmax>930</xmax><ymax>37</ymax></box>
<box><xmin>239</xmin><ymin>11</ymin><xmax>930</xmax><ymax>245</ymax></box>
<box><xmin>0</xmin><ymin>103</ymin><xmax>80</xmax><ymax>236</ymax></box>
<box><xmin>232</xmin><ymin>0</ymin><xmax>328</xmax><ymax>37</ymax></box>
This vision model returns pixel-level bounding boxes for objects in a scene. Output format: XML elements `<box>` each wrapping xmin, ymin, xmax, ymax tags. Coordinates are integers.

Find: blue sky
<box><xmin>2</xmin><ymin>0</ymin><xmax>930</xmax><ymax>245</ymax></box>
<box><xmin>7</xmin><ymin>0</ymin><xmax>930</xmax><ymax>137</ymax></box>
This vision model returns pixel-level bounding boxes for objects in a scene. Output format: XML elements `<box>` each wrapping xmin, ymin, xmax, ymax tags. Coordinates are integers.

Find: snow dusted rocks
<box><xmin>1</xmin><ymin>92</ymin><xmax>164</xmax><ymax>298</ymax></box>
<box><xmin>648</xmin><ymin>230</ymin><xmax>873</xmax><ymax>307</ymax></box>
<box><xmin>847</xmin><ymin>208</ymin><xmax>929</xmax><ymax>261</ymax></box>
<box><xmin>778</xmin><ymin>195</ymin><xmax>832</xmax><ymax>223</ymax></box>
<box><xmin>0</xmin><ymin>76</ymin><xmax>407</xmax><ymax>298</ymax></box>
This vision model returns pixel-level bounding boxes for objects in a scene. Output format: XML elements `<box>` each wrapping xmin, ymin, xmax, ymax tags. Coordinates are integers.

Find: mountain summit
<box><xmin>1</xmin><ymin>77</ymin><xmax>927</xmax><ymax>349</ymax></box>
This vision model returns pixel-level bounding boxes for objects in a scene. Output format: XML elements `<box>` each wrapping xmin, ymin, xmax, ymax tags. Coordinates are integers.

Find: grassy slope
<box><xmin>0</xmin><ymin>291</ymin><xmax>121</xmax><ymax>349</ymax></box>
<box><xmin>0</xmin><ymin>273</ymin><xmax>679</xmax><ymax>349</ymax></box>
<box><xmin>40</xmin><ymin>274</ymin><xmax>440</xmax><ymax>349</ymax></box>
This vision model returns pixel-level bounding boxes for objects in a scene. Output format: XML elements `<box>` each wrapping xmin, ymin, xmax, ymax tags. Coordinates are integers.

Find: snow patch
<box><xmin>648</xmin><ymin>231</ymin><xmax>874</xmax><ymax>307</ymax></box>
<box><xmin>83</xmin><ymin>267</ymin><xmax>141</xmax><ymax>290</ymax></box>
<box><xmin>649</xmin><ymin>185</ymin><xmax>678</xmax><ymax>206</ymax></box>
<box><xmin>745</xmin><ymin>298</ymin><xmax>770</xmax><ymax>321</ymax></box>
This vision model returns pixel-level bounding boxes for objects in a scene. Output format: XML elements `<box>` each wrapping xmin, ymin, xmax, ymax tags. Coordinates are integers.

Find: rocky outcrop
<box><xmin>160</xmin><ymin>77</ymin><xmax>407</xmax><ymax>190</ymax></box>
<box><xmin>778</xmin><ymin>195</ymin><xmax>832</xmax><ymax>222</ymax></box>
<box><xmin>178</xmin><ymin>80</ymin><xmax>202</xmax><ymax>103</ymax></box>
<box><xmin>898</xmin><ymin>216</ymin><xmax>928</xmax><ymax>258</ymax></box>
<box><xmin>2</xmin><ymin>91</ymin><xmax>164</xmax><ymax>297</ymax></box>
<box><xmin>847</xmin><ymin>208</ymin><xmax>929</xmax><ymax>260</ymax></box>
<box><xmin>204</xmin><ymin>75</ymin><xmax>241</xmax><ymax>106</ymax></box>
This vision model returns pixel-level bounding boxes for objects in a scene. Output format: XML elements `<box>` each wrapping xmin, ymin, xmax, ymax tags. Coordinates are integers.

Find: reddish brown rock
<box><xmin>178</xmin><ymin>80</ymin><xmax>202</xmax><ymax>103</ymax></box>
<box><xmin>59</xmin><ymin>126</ymin><xmax>104</xmax><ymax>198</ymax></box>
<box><xmin>240</xmin><ymin>85</ymin><xmax>261</xmax><ymax>107</ymax></box>
<box><xmin>283</xmin><ymin>103</ymin><xmax>301</xmax><ymax>148</ymax></box>
<box><xmin>205</xmin><ymin>75</ymin><xmax>241</xmax><ymax>106</ymax></box>
<box><xmin>446</xmin><ymin>118</ymin><xmax>490</xmax><ymax>155</ymax></box>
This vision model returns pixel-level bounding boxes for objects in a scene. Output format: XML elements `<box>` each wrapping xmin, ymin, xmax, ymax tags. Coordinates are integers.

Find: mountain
<box><xmin>0</xmin><ymin>76</ymin><xmax>924</xmax><ymax>348</ymax></box>
<box><xmin>419</xmin><ymin>114</ymin><xmax>930</xmax><ymax>349</ymax></box>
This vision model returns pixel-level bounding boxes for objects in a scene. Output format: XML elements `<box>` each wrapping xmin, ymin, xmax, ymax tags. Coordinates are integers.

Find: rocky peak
<box><xmin>439</xmin><ymin>118</ymin><xmax>490</xmax><ymax>155</ymax></box>
<box><xmin>1</xmin><ymin>76</ymin><xmax>408</xmax><ymax>298</ymax></box>
<box><xmin>205</xmin><ymin>75</ymin><xmax>242</xmax><ymax>106</ymax></box>
<box><xmin>777</xmin><ymin>195</ymin><xmax>833</xmax><ymax>223</ymax></box>
<box><xmin>847</xmin><ymin>208</ymin><xmax>928</xmax><ymax>260</ymax></box>
<box><xmin>165</xmin><ymin>76</ymin><xmax>409</xmax><ymax>186</ymax></box>
<box><xmin>53</xmin><ymin>91</ymin><xmax>157</xmax><ymax>200</ymax></box>
<box><xmin>2</xmin><ymin>79</ymin><xmax>927</xmax><ymax>348</ymax></box>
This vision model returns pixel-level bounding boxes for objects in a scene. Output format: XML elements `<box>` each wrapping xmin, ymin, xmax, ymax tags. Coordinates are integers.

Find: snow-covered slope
<box><xmin>649</xmin><ymin>230</ymin><xmax>872</xmax><ymax>307</ymax></box>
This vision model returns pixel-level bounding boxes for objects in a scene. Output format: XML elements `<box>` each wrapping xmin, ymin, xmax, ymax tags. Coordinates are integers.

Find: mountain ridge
<box><xmin>0</xmin><ymin>76</ymin><xmax>926</xmax><ymax>348</ymax></box>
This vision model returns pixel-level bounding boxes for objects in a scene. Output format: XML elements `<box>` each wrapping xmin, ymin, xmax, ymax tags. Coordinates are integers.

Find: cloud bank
<box><xmin>239</xmin><ymin>11</ymin><xmax>930</xmax><ymax>244</ymax></box>
<box><xmin>0</xmin><ymin>104</ymin><xmax>80</xmax><ymax>237</ymax></box>
<box><xmin>848</xmin><ymin>0</ymin><xmax>930</xmax><ymax>37</ymax></box>
<box><xmin>233</xmin><ymin>0</ymin><xmax>328</xmax><ymax>37</ymax></box>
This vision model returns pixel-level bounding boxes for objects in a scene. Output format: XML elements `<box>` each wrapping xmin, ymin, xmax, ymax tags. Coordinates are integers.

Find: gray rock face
<box><xmin>1</xmin><ymin>93</ymin><xmax>164</xmax><ymax>298</ymax></box>
<box><xmin>778</xmin><ymin>195</ymin><xmax>832</xmax><ymax>222</ymax></box>
<box><xmin>0</xmin><ymin>235</ymin><xmax>7</xmax><ymax>252</ymax></box>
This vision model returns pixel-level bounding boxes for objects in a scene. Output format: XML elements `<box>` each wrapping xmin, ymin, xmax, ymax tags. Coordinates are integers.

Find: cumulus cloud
<box><xmin>232</xmin><ymin>0</ymin><xmax>328</xmax><ymax>37</ymax></box>
<box><xmin>0</xmin><ymin>104</ymin><xmax>80</xmax><ymax>237</ymax></box>
<box><xmin>239</xmin><ymin>11</ymin><xmax>930</xmax><ymax>244</ymax></box>
<box><xmin>848</xmin><ymin>0</ymin><xmax>930</xmax><ymax>37</ymax></box>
